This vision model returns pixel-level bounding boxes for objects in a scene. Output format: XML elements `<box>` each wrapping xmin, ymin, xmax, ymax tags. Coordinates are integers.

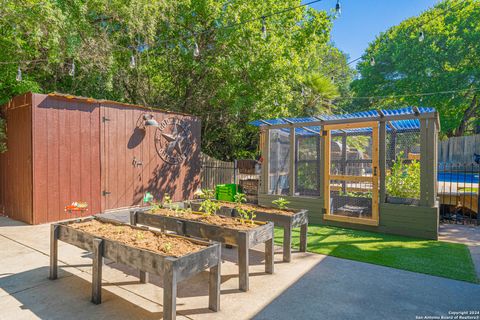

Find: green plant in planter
<box><xmin>272</xmin><ymin>197</ymin><xmax>290</xmax><ymax>210</ymax></box>
<box><xmin>163</xmin><ymin>194</ymin><xmax>173</xmax><ymax>206</ymax></box>
<box><xmin>149</xmin><ymin>193</ymin><xmax>174</xmax><ymax>212</ymax></box>
<box><xmin>150</xmin><ymin>200</ymin><xmax>163</xmax><ymax>211</ymax></box>
<box><xmin>386</xmin><ymin>152</ymin><xmax>420</xmax><ymax>199</ymax></box>
<box><xmin>341</xmin><ymin>191</ymin><xmax>372</xmax><ymax>198</ymax></box>
<box><xmin>162</xmin><ymin>242</ymin><xmax>172</xmax><ymax>253</ymax></box>
<box><xmin>234</xmin><ymin>193</ymin><xmax>247</xmax><ymax>206</ymax></box>
<box><xmin>237</xmin><ymin>208</ymin><xmax>256</xmax><ymax>224</ymax></box>
<box><xmin>234</xmin><ymin>193</ymin><xmax>256</xmax><ymax>224</ymax></box>
<box><xmin>198</xmin><ymin>189</ymin><xmax>220</xmax><ymax>216</ymax></box>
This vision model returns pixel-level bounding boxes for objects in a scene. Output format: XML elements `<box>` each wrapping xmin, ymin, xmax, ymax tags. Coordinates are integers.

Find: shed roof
<box><xmin>250</xmin><ymin>107</ymin><xmax>436</xmax><ymax>136</ymax></box>
<box><xmin>45</xmin><ymin>92</ymin><xmax>194</xmax><ymax>117</ymax></box>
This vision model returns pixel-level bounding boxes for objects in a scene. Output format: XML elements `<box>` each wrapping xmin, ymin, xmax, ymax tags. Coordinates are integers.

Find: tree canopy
<box><xmin>350</xmin><ymin>0</ymin><xmax>480</xmax><ymax>137</ymax></box>
<box><xmin>0</xmin><ymin>0</ymin><xmax>352</xmax><ymax>159</ymax></box>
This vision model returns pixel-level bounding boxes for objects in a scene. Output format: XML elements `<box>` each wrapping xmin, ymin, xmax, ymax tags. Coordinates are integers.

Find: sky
<box><xmin>307</xmin><ymin>0</ymin><xmax>440</xmax><ymax>66</ymax></box>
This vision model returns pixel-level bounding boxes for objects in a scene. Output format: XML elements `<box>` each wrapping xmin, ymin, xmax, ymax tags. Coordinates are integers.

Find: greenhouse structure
<box><xmin>252</xmin><ymin>107</ymin><xmax>440</xmax><ymax>239</ymax></box>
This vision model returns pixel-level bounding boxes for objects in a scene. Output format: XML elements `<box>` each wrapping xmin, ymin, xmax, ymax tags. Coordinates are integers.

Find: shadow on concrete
<box><xmin>251</xmin><ymin>255</ymin><xmax>480</xmax><ymax>320</ymax></box>
<box><xmin>77</xmin><ymin>242</ymin><xmax>271</xmax><ymax>299</ymax></box>
<box><xmin>0</xmin><ymin>266</ymin><xmax>220</xmax><ymax>319</ymax></box>
<box><xmin>0</xmin><ymin>217</ymin><xmax>28</xmax><ymax>227</ymax></box>
<box><xmin>0</xmin><ymin>266</ymin><xmax>165</xmax><ymax>319</ymax></box>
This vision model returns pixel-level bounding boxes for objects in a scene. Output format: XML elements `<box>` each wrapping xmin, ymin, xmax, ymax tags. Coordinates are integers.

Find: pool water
<box><xmin>437</xmin><ymin>172</ymin><xmax>479</xmax><ymax>184</ymax></box>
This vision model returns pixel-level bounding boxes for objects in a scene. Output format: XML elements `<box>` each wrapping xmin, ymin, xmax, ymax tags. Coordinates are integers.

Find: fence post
<box><xmin>233</xmin><ymin>159</ymin><xmax>238</xmax><ymax>185</ymax></box>
<box><xmin>420</xmin><ymin>119</ymin><xmax>428</xmax><ymax>206</ymax></box>
<box><xmin>477</xmin><ymin>164</ymin><xmax>480</xmax><ymax>226</ymax></box>
<box><xmin>289</xmin><ymin>127</ymin><xmax>295</xmax><ymax>196</ymax></box>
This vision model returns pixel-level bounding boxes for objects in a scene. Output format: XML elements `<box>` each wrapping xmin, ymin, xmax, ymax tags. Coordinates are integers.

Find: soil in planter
<box><xmin>149</xmin><ymin>208</ymin><xmax>258</xmax><ymax>230</ymax></box>
<box><xmin>218</xmin><ymin>201</ymin><xmax>296</xmax><ymax>216</ymax></box>
<box><xmin>69</xmin><ymin>220</ymin><xmax>206</xmax><ymax>257</ymax></box>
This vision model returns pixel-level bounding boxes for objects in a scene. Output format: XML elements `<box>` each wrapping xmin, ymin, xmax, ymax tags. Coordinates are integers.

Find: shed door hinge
<box><xmin>102</xmin><ymin>116</ymin><xmax>111</xmax><ymax>122</ymax></box>
<box><xmin>102</xmin><ymin>190</ymin><xmax>111</xmax><ymax>196</ymax></box>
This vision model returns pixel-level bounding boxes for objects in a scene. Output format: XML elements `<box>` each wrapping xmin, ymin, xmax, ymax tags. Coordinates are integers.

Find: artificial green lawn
<box><xmin>275</xmin><ymin>224</ymin><xmax>478</xmax><ymax>283</ymax></box>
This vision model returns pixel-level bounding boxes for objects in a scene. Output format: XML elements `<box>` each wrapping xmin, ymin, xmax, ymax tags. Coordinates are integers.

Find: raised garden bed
<box><xmin>130</xmin><ymin>208</ymin><xmax>274</xmax><ymax>292</ymax></box>
<box><xmin>188</xmin><ymin>200</ymin><xmax>308</xmax><ymax>262</ymax></box>
<box><xmin>49</xmin><ymin>217</ymin><xmax>221</xmax><ymax>320</ymax></box>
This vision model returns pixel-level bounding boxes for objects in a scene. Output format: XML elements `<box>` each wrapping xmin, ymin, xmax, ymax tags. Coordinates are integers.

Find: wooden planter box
<box><xmin>49</xmin><ymin>217</ymin><xmax>221</xmax><ymax>320</ymax></box>
<box><xmin>188</xmin><ymin>200</ymin><xmax>308</xmax><ymax>262</ymax></box>
<box><xmin>130</xmin><ymin>209</ymin><xmax>274</xmax><ymax>292</ymax></box>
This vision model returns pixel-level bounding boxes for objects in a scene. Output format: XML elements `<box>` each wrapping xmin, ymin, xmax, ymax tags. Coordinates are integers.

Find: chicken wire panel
<box><xmin>268</xmin><ymin>129</ymin><xmax>290</xmax><ymax>195</ymax></box>
<box><xmin>329</xmin><ymin>178</ymin><xmax>373</xmax><ymax>219</ymax></box>
<box><xmin>331</xmin><ymin>132</ymin><xmax>374</xmax><ymax>177</ymax></box>
<box><xmin>386</xmin><ymin>129</ymin><xmax>421</xmax><ymax>199</ymax></box>
<box><xmin>295</xmin><ymin>135</ymin><xmax>320</xmax><ymax>196</ymax></box>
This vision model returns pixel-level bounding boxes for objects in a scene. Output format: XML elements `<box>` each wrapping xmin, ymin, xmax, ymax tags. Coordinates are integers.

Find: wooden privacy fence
<box><xmin>200</xmin><ymin>153</ymin><xmax>236</xmax><ymax>189</ymax></box>
<box><xmin>438</xmin><ymin>134</ymin><xmax>480</xmax><ymax>164</ymax></box>
<box><xmin>200</xmin><ymin>154</ymin><xmax>260</xmax><ymax>202</ymax></box>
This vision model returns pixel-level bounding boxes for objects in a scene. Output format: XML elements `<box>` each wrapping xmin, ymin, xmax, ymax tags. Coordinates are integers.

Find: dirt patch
<box><xmin>218</xmin><ymin>202</ymin><xmax>297</xmax><ymax>216</ymax></box>
<box><xmin>149</xmin><ymin>208</ymin><xmax>258</xmax><ymax>230</ymax></box>
<box><xmin>69</xmin><ymin>220</ymin><xmax>206</xmax><ymax>257</ymax></box>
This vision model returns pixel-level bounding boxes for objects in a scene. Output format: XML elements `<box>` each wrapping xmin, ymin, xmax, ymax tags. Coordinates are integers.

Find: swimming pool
<box><xmin>437</xmin><ymin>172</ymin><xmax>479</xmax><ymax>184</ymax></box>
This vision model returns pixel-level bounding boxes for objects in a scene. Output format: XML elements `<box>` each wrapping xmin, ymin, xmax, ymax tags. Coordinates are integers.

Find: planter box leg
<box><xmin>238</xmin><ymin>232</ymin><xmax>249</xmax><ymax>292</ymax></box>
<box><xmin>300</xmin><ymin>223</ymin><xmax>308</xmax><ymax>252</ymax></box>
<box><xmin>283</xmin><ymin>225</ymin><xmax>292</xmax><ymax>262</ymax></box>
<box><xmin>92</xmin><ymin>238</ymin><xmax>104</xmax><ymax>304</ymax></box>
<box><xmin>163</xmin><ymin>261</ymin><xmax>177</xmax><ymax>320</ymax></box>
<box><xmin>49</xmin><ymin>225</ymin><xmax>59</xmax><ymax>280</ymax></box>
<box><xmin>265</xmin><ymin>238</ymin><xmax>274</xmax><ymax>274</ymax></box>
<box><xmin>139</xmin><ymin>271</ymin><xmax>149</xmax><ymax>283</ymax></box>
<box><xmin>208</xmin><ymin>246</ymin><xmax>221</xmax><ymax>311</ymax></box>
<box><xmin>129</xmin><ymin>211</ymin><xmax>137</xmax><ymax>226</ymax></box>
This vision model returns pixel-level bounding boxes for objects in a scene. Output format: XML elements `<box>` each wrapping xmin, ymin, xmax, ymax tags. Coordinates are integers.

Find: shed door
<box><xmin>100</xmin><ymin>104</ymin><xmax>145</xmax><ymax>211</ymax></box>
<box><xmin>323</xmin><ymin>121</ymin><xmax>379</xmax><ymax>226</ymax></box>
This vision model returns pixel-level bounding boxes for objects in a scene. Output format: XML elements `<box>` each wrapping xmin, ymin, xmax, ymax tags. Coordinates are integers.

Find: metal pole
<box><xmin>477</xmin><ymin>163</ymin><xmax>480</xmax><ymax>226</ymax></box>
<box><xmin>233</xmin><ymin>159</ymin><xmax>237</xmax><ymax>185</ymax></box>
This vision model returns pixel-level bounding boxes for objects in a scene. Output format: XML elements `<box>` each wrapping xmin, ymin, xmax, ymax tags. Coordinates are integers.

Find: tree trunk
<box><xmin>454</xmin><ymin>94</ymin><xmax>477</xmax><ymax>136</ymax></box>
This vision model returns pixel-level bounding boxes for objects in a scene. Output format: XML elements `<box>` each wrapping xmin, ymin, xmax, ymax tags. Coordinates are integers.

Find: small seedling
<box><xmin>172</xmin><ymin>204</ymin><xmax>184</xmax><ymax>216</ymax></box>
<box><xmin>150</xmin><ymin>200</ymin><xmax>163</xmax><ymax>211</ymax></box>
<box><xmin>198</xmin><ymin>188</ymin><xmax>220</xmax><ymax>216</ymax></box>
<box><xmin>272</xmin><ymin>197</ymin><xmax>290</xmax><ymax>210</ymax></box>
<box><xmin>238</xmin><ymin>207</ymin><xmax>257</xmax><ymax>224</ymax></box>
<box><xmin>249</xmin><ymin>211</ymin><xmax>256</xmax><ymax>224</ymax></box>
<box><xmin>234</xmin><ymin>193</ymin><xmax>247</xmax><ymax>205</ymax></box>
<box><xmin>136</xmin><ymin>231</ymin><xmax>144</xmax><ymax>240</ymax></box>
<box><xmin>162</xmin><ymin>242</ymin><xmax>173</xmax><ymax>253</ymax></box>
<box><xmin>163</xmin><ymin>194</ymin><xmax>173</xmax><ymax>206</ymax></box>
<box><xmin>234</xmin><ymin>193</ymin><xmax>256</xmax><ymax>224</ymax></box>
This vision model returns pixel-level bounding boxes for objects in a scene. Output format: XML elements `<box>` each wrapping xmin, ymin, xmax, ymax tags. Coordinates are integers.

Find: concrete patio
<box><xmin>1</xmin><ymin>216</ymin><xmax>479</xmax><ymax>320</ymax></box>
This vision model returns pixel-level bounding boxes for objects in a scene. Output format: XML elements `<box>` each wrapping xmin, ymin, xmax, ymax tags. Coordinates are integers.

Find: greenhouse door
<box><xmin>323</xmin><ymin>121</ymin><xmax>379</xmax><ymax>226</ymax></box>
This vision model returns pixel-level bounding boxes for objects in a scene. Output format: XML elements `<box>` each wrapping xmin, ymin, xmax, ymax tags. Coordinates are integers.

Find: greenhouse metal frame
<box><xmin>252</xmin><ymin>107</ymin><xmax>440</xmax><ymax>239</ymax></box>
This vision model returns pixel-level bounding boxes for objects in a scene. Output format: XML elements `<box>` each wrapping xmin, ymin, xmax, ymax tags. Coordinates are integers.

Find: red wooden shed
<box><xmin>0</xmin><ymin>92</ymin><xmax>201</xmax><ymax>224</ymax></box>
